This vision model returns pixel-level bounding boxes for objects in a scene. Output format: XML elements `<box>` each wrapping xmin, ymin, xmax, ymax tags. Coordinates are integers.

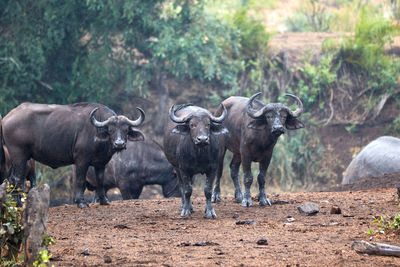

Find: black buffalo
<box><xmin>84</xmin><ymin>138</ymin><xmax>181</xmax><ymax>200</ymax></box>
<box><xmin>1</xmin><ymin>114</ymin><xmax>36</xmax><ymax>185</ymax></box>
<box><xmin>0</xmin><ymin>102</ymin><xmax>145</xmax><ymax>207</ymax></box>
<box><xmin>212</xmin><ymin>93</ymin><xmax>304</xmax><ymax>207</ymax></box>
<box><xmin>164</xmin><ymin>104</ymin><xmax>228</xmax><ymax>218</ymax></box>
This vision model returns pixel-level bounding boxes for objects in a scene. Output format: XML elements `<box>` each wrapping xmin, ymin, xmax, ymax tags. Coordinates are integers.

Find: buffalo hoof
<box><xmin>181</xmin><ymin>208</ymin><xmax>192</xmax><ymax>217</ymax></box>
<box><xmin>234</xmin><ymin>191</ymin><xmax>243</xmax><ymax>203</ymax></box>
<box><xmin>77</xmin><ymin>202</ymin><xmax>89</xmax><ymax>208</ymax></box>
<box><xmin>241</xmin><ymin>197</ymin><xmax>253</xmax><ymax>207</ymax></box>
<box><xmin>204</xmin><ymin>208</ymin><xmax>217</xmax><ymax>219</ymax></box>
<box><xmin>259</xmin><ymin>196</ymin><xmax>272</xmax><ymax>207</ymax></box>
<box><xmin>99</xmin><ymin>198</ymin><xmax>110</xmax><ymax>205</ymax></box>
<box><xmin>211</xmin><ymin>192</ymin><xmax>221</xmax><ymax>203</ymax></box>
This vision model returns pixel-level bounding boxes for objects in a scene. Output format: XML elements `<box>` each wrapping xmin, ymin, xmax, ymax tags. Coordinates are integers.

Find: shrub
<box><xmin>0</xmin><ymin>182</ymin><xmax>25</xmax><ymax>264</ymax></box>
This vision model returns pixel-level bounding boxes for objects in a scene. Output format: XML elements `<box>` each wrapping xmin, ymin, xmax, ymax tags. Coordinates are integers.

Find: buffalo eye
<box><xmin>189</xmin><ymin>122</ymin><xmax>195</xmax><ymax>129</ymax></box>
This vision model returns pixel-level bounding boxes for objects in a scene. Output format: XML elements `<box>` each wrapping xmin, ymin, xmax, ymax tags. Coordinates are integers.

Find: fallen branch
<box><xmin>352</xmin><ymin>240</ymin><xmax>400</xmax><ymax>257</ymax></box>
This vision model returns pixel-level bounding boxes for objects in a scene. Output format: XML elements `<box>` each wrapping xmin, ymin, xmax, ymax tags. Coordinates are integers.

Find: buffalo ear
<box><xmin>171</xmin><ymin>124</ymin><xmax>190</xmax><ymax>135</ymax></box>
<box><xmin>128</xmin><ymin>128</ymin><xmax>145</xmax><ymax>141</ymax></box>
<box><xmin>285</xmin><ymin>117</ymin><xmax>304</xmax><ymax>130</ymax></box>
<box><xmin>210</xmin><ymin>123</ymin><xmax>229</xmax><ymax>135</ymax></box>
<box><xmin>247</xmin><ymin>119</ymin><xmax>267</xmax><ymax>130</ymax></box>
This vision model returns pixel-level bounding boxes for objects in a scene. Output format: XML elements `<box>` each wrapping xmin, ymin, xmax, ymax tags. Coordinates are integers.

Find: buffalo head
<box><xmin>169</xmin><ymin>104</ymin><xmax>228</xmax><ymax>146</ymax></box>
<box><xmin>90</xmin><ymin>107</ymin><xmax>145</xmax><ymax>151</ymax></box>
<box><xmin>246</xmin><ymin>92</ymin><xmax>304</xmax><ymax>136</ymax></box>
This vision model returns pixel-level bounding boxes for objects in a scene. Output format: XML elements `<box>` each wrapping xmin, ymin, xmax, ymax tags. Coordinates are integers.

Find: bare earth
<box><xmin>48</xmin><ymin>178</ymin><xmax>400</xmax><ymax>266</ymax></box>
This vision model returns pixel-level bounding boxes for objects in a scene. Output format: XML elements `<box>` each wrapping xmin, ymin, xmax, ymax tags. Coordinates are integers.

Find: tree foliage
<box><xmin>0</xmin><ymin>0</ymin><xmax>241</xmax><ymax>115</ymax></box>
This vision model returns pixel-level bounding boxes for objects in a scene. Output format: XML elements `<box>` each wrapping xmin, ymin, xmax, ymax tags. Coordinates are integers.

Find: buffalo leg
<box><xmin>119</xmin><ymin>187</ymin><xmax>133</xmax><ymax>200</ymax></box>
<box><xmin>230</xmin><ymin>154</ymin><xmax>243</xmax><ymax>203</ymax></box>
<box><xmin>74</xmin><ymin>164</ymin><xmax>89</xmax><ymax>208</ymax></box>
<box><xmin>211</xmin><ymin>148</ymin><xmax>227</xmax><ymax>203</ymax></box>
<box><xmin>205</xmin><ymin>171</ymin><xmax>217</xmax><ymax>218</ymax></box>
<box><xmin>241</xmin><ymin>158</ymin><xmax>253</xmax><ymax>207</ymax></box>
<box><xmin>9</xmin><ymin>156</ymin><xmax>28</xmax><ymax>206</ymax></box>
<box><xmin>180</xmin><ymin>173</ymin><xmax>194</xmax><ymax>217</ymax></box>
<box><xmin>94</xmin><ymin>167</ymin><xmax>109</xmax><ymax>205</ymax></box>
<box><xmin>258</xmin><ymin>158</ymin><xmax>272</xmax><ymax>206</ymax></box>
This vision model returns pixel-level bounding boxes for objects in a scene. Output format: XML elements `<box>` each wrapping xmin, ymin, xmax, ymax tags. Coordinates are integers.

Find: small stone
<box><xmin>232</xmin><ymin>213</ymin><xmax>239</xmax><ymax>219</ymax></box>
<box><xmin>256</xmin><ymin>237</ymin><xmax>268</xmax><ymax>245</ymax></box>
<box><xmin>236</xmin><ymin>218</ymin><xmax>257</xmax><ymax>225</ymax></box>
<box><xmin>287</xmin><ymin>216</ymin><xmax>296</xmax><ymax>222</ymax></box>
<box><xmin>297</xmin><ymin>202</ymin><xmax>319</xmax><ymax>216</ymax></box>
<box><xmin>104</xmin><ymin>254</ymin><xmax>112</xmax><ymax>263</ymax></box>
<box><xmin>330</xmin><ymin>205</ymin><xmax>342</xmax><ymax>214</ymax></box>
<box><xmin>82</xmin><ymin>248</ymin><xmax>89</xmax><ymax>255</ymax></box>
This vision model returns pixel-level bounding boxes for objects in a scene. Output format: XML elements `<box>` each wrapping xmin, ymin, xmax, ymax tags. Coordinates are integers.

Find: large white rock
<box><xmin>342</xmin><ymin>136</ymin><xmax>400</xmax><ymax>184</ymax></box>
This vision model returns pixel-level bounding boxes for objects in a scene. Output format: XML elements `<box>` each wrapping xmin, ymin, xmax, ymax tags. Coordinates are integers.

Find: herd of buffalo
<box><xmin>0</xmin><ymin>92</ymin><xmax>304</xmax><ymax>218</ymax></box>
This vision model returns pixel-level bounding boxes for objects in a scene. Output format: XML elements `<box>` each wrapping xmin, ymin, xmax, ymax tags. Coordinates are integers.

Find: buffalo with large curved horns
<box><xmin>0</xmin><ymin>102</ymin><xmax>145</xmax><ymax>208</ymax></box>
<box><xmin>164</xmin><ymin>103</ymin><xmax>228</xmax><ymax>218</ymax></box>
<box><xmin>212</xmin><ymin>92</ymin><xmax>304</xmax><ymax>207</ymax></box>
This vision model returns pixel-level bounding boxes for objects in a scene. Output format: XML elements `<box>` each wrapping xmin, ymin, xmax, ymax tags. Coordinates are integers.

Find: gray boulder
<box><xmin>342</xmin><ymin>136</ymin><xmax>400</xmax><ymax>184</ymax></box>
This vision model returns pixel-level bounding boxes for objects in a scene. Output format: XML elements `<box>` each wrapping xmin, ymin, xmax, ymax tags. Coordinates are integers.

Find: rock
<box><xmin>0</xmin><ymin>182</ymin><xmax>6</xmax><ymax>202</ymax></box>
<box><xmin>104</xmin><ymin>254</ymin><xmax>112</xmax><ymax>263</ymax></box>
<box><xmin>23</xmin><ymin>184</ymin><xmax>51</xmax><ymax>267</ymax></box>
<box><xmin>82</xmin><ymin>248</ymin><xmax>90</xmax><ymax>255</ymax></box>
<box><xmin>193</xmin><ymin>241</ymin><xmax>219</xmax><ymax>246</ymax></box>
<box><xmin>330</xmin><ymin>205</ymin><xmax>342</xmax><ymax>214</ymax></box>
<box><xmin>256</xmin><ymin>237</ymin><xmax>268</xmax><ymax>245</ymax></box>
<box><xmin>287</xmin><ymin>216</ymin><xmax>296</xmax><ymax>222</ymax></box>
<box><xmin>236</xmin><ymin>218</ymin><xmax>258</xmax><ymax>225</ymax></box>
<box><xmin>297</xmin><ymin>202</ymin><xmax>319</xmax><ymax>216</ymax></box>
<box><xmin>232</xmin><ymin>213</ymin><xmax>239</xmax><ymax>219</ymax></box>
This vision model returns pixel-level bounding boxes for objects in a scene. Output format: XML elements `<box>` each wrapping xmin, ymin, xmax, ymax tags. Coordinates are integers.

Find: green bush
<box><xmin>0</xmin><ymin>182</ymin><xmax>25</xmax><ymax>264</ymax></box>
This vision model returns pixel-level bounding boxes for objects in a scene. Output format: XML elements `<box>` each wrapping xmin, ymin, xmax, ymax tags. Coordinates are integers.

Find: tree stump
<box><xmin>23</xmin><ymin>184</ymin><xmax>51</xmax><ymax>266</ymax></box>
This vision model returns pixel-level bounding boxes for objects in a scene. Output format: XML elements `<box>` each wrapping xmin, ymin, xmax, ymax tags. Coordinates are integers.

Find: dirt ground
<box><xmin>47</xmin><ymin>172</ymin><xmax>400</xmax><ymax>267</ymax></box>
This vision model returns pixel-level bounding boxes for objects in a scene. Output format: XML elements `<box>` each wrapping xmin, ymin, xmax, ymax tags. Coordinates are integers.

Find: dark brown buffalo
<box><xmin>0</xmin><ymin>114</ymin><xmax>35</xmax><ymax>184</ymax></box>
<box><xmin>212</xmin><ymin>93</ymin><xmax>304</xmax><ymax>207</ymax></box>
<box><xmin>0</xmin><ymin>102</ymin><xmax>145</xmax><ymax>207</ymax></box>
<box><xmin>84</xmin><ymin>138</ymin><xmax>181</xmax><ymax>200</ymax></box>
<box><xmin>164</xmin><ymin>104</ymin><xmax>228</xmax><ymax>218</ymax></box>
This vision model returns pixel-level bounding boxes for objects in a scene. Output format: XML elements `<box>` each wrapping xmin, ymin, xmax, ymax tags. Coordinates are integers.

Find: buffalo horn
<box><xmin>169</xmin><ymin>104</ymin><xmax>190</xmax><ymax>123</ymax></box>
<box><xmin>209</xmin><ymin>103</ymin><xmax>227</xmax><ymax>123</ymax></box>
<box><xmin>285</xmin><ymin>94</ymin><xmax>304</xmax><ymax>117</ymax></box>
<box><xmin>90</xmin><ymin>108</ymin><xmax>112</xmax><ymax>128</ymax></box>
<box><xmin>246</xmin><ymin>92</ymin><xmax>274</xmax><ymax>119</ymax></box>
<box><xmin>121</xmin><ymin>107</ymin><xmax>145</xmax><ymax>127</ymax></box>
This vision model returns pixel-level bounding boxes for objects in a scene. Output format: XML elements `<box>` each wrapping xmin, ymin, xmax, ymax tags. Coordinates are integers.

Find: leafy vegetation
<box><xmin>368</xmin><ymin>214</ymin><xmax>400</xmax><ymax>235</ymax></box>
<box><xmin>0</xmin><ymin>183</ymin><xmax>25</xmax><ymax>265</ymax></box>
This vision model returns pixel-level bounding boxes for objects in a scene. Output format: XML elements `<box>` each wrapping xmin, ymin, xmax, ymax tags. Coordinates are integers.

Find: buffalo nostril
<box><xmin>272</xmin><ymin>127</ymin><xmax>285</xmax><ymax>134</ymax></box>
<box><xmin>195</xmin><ymin>136</ymin><xmax>209</xmax><ymax>144</ymax></box>
<box><xmin>114</xmin><ymin>140</ymin><xmax>125</xmax><ymax>147</ymax></box>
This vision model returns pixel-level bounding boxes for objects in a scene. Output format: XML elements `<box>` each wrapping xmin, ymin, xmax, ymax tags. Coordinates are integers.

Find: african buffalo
<box><xmin>164</xmin><ymin>103</ymin><xmax>228</xmax><ymax>218</ymax></box>
<box><xmin>84</xmin><ymin>138</ymin><xmax>181</xmax><ymax>200</ymax></box>
<box><xmin>0</xmin><ymin>114</ymin><xmax>36</xmax><ymax>185</ymax></box>
<box><xmin>342</xmin><ymin>136</ymin><xmax>400</xmax><ymax>184</ymax></box>
<box><xmin>212</xmin><ymin>92</ymin><xmax>304</xmax><ymax>207</ymax></box>
<box><xmin>0</xmin><ymin>102</ymin><xmax>145</xmax><ymax>207</ymax></box>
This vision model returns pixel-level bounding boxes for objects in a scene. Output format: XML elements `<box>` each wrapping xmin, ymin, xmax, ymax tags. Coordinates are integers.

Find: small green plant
<box><xmin>368</xmin><ymin>214</ymin><xmax>400</xmax><ymax>235</ymax></box>
<box><xmin>0</xmin><ymin>182</ymin><xmax>25</xmax><ymax>264</ymax></box>
<box><xmin>33</xmin><ymin>249</ymin><xmax>54</xmax><ymax>267</ymax></box>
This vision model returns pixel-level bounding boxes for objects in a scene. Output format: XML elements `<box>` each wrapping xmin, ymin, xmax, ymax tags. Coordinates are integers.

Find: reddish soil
<box><xmin>47</xmin><ymin>172</ymin><xmax>400</xmax><ymax>266</ymax></box>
